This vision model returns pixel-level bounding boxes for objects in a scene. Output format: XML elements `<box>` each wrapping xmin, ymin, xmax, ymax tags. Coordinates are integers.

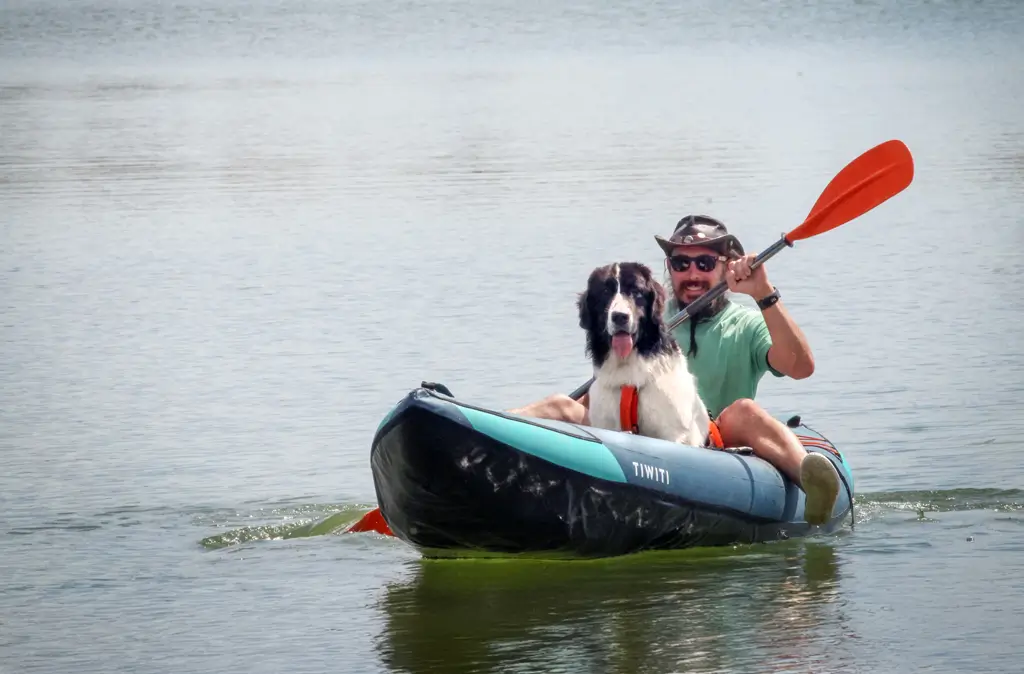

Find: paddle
<box><xmin>347</xmin><ymin>138</ymin><xmax>914</xmax><ymax>537</ymax></box>
<box><xmin>568</xmin><ymin>138</ymin><xmax>915</xmax><ymax>401</ymax></box>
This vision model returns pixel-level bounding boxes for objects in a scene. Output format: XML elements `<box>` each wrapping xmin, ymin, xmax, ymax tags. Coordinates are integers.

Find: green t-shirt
<box><xmin>664</xmin><ymin>300</ymin><xmax>784</xmax><ymax>419</ymax></box>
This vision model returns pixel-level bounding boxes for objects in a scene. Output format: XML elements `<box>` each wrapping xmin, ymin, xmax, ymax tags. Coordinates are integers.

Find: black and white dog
<box><xmin>577</xmin><ymin>261</ymin><xmax>711</xmax><ymax>446</ymax></box>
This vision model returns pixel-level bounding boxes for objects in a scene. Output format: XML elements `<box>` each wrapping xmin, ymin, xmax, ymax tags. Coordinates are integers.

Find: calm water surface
<box><xmin>3</xmin><ymin>0</ymin><xmax>1024</xmax><ymax>672</ymax></box>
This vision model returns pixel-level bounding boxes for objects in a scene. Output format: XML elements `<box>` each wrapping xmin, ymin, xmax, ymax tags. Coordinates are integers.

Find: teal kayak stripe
<box><xmin>375</xmin><ymin>405</ymin><xmax>399</xmax><ymax>435</ymax></box>
<box><xmin>458</xmin><ymin>406</ymin><xmax>627</xmax><ymax>484</ymax></box>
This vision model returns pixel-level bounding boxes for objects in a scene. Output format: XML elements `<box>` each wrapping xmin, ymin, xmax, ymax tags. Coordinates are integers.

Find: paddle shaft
<box><xmin>568</xmin><ymin>233</ymin><xmax>793</xmax><ymax>401</ymax></box>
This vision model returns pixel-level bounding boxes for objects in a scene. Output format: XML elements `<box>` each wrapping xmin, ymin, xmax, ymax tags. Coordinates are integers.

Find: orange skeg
<box><xmin>345</xmin><ymin>507</ymin><xmax>393</xmax><ymax>536</ymax></box>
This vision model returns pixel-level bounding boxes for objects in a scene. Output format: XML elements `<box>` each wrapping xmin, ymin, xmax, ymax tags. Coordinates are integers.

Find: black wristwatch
<box><xmin>756</xmin><ymin>287</ymin><xmax>781</xmax><ymax>311</ymax></box>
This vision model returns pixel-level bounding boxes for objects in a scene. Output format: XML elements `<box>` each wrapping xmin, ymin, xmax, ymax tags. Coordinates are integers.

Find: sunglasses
<box><xmin>668</xmin><ymin>253</ymin><xmax>725</xmax><ymax>273</ymax></box>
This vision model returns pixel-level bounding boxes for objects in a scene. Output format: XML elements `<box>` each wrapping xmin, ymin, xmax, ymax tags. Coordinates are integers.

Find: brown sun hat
<box><xmin>654</xmin><ymin>215</ymin><xmax>745</xmax><ymax>258</ymax></box>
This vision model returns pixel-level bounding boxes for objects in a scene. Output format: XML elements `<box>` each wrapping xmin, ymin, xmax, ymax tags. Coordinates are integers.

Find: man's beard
<box><xmin>671</xmin><ymin>287</ymin><xmax>730</xmax><ymax>358</ymax></box>
<box><xmin>673</xmin><ymin>283</ymin><xmax>729</xmax><ymax>321</ymax></box>
<box><xmin>679</xmin><ymin>295</ymin><xmax>729</xmax><ymax>321</ymax></box>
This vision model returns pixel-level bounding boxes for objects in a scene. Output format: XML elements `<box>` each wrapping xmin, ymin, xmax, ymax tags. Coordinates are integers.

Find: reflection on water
<box><xmin>377</xmin><ymin>542</ymin><xmax>845</xmax><ymax>674</ymax></box>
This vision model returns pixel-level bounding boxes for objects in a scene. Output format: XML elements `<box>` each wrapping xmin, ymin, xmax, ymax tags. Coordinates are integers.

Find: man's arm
<box><xmin>758</xmin><ymin>293</ymin><xmax>815</xmax><ymax>379</ymax></box>
<box><xmin>726</xmin><ymin>255</ymin><xmax>815</xmax><ymax>380</ymax></box>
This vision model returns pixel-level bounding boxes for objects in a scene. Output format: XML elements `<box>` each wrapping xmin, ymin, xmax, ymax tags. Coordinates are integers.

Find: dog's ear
<box><xmin>577</xmin><ymin>289</ymin><xmax>591</xmax><ymax>329</ymax></box>
<box><xmin>648</xmin><ymin>278</ymin><xmax>667</xmax><ymax>322</ymax></box>
<box><xmin>631</xmin><ymin>263</ymin><xmax>664</xmax><ymax>317</ymax></box>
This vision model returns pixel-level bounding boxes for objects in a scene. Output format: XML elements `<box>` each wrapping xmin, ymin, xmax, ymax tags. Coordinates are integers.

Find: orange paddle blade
<box><xmin>787</xmin><ymin>139</ymin><xmax>914</xmax><ymax>244</ymax></box>
<box><xmin>345</xmin><ymin>507</ymin><xmax>393</xmax><ymax>536</ymax></box>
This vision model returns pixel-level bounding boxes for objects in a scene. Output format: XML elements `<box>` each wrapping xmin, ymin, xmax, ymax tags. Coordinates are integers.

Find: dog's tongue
<box><xmin>612</xmin><ymin>333</ymin><xmax>634</xmax><ymax>359</ymax></box>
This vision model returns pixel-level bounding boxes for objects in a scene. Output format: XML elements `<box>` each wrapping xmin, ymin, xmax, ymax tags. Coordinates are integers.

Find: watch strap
<box><xmin>756</xmin><ymin>288</ymin><xmax>781</xmax><ymax>311</ymax></box>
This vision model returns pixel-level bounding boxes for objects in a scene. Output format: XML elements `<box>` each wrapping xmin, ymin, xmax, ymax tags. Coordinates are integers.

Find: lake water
<box><xmin>3</xmin><ymin>0</ymin><xmax>1024</xmax><ymax>672</ymax></box>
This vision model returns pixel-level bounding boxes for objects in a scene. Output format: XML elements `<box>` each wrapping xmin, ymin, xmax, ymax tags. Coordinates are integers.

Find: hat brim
<box><xmin>654</xmin><ymin>233</ymin><xmax>744</xmax><ymax>257</ymax></box>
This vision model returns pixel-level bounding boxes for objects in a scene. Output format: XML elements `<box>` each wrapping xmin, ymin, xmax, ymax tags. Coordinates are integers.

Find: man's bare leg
<box><xmin>508</xmin><ymin>394</ymin><xmax>589</xmax><ymax>425</ymax></box>
<box><xmin>716</xmin><ymin>398</ymin><xmax>839</xmax><ymax>525</ymax></box>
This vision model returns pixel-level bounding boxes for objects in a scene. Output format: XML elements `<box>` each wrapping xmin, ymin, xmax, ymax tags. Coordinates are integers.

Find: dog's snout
<box><xmin>611</xmin><ymin>311</ymin><xmax>630</xmax><ymax>327</ymax></box>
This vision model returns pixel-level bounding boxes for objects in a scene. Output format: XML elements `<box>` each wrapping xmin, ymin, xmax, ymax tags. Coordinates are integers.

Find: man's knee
<box><xmin>718</xmin><ymin>398</ymin><xmax>763</xmax><ymax>427</ymax></box>
<box><xmin>717</xmin><ymin>398</ymin><xmax>776</xmax><ymax>447</ymax></box>
<box><xmin>550</xmin><ymin>394</ymin><xmax>587</xmax><ymax>424</ymax></box>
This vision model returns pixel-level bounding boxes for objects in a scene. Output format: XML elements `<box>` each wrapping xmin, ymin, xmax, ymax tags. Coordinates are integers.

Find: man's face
<box><xmin>667</xmin><ymin>245</ymin><xmax>726</xmax><ymax>306</ymax></box>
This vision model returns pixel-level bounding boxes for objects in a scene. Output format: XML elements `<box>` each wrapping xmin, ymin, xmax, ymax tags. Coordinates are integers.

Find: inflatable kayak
<box><xmin>369</xmin><ymin>383</ymin><xmax>855</xmax><ymax>559</ymax></box>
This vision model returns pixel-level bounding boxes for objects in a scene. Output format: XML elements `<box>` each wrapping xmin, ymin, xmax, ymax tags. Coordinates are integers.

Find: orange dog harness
<box><xmin>620</xmin><ymin>385</ymin><xmax>640</xmax><ymax>434</ymax></box>
<box><xmin>706</xmin><ymin>418</ymin><xmax>724</xmax><ymax>449</ymax></box>
<box><xmin>619</xmin><ymin>385</ymin><xmax>724</xmax><ymax>449</ymax></box>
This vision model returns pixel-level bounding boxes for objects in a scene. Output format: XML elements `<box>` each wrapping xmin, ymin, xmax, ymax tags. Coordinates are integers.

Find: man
<box><xmin>511</xmin><ymin>214</ymin><xmax>841</xmax><ymax>525</ymax></box>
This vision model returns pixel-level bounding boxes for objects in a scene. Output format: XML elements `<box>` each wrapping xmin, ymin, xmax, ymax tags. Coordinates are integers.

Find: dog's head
<box><xmin>577</xmin><ymin>261</ymin><xmax>675</xmax><ymax>366</ymax></box>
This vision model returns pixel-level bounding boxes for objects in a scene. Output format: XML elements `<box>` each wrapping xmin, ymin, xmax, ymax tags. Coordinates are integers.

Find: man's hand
<box><xmin>726</xmin><ymin>253</ymin><xmax>774</xmax><ymax>300</ymax></box>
